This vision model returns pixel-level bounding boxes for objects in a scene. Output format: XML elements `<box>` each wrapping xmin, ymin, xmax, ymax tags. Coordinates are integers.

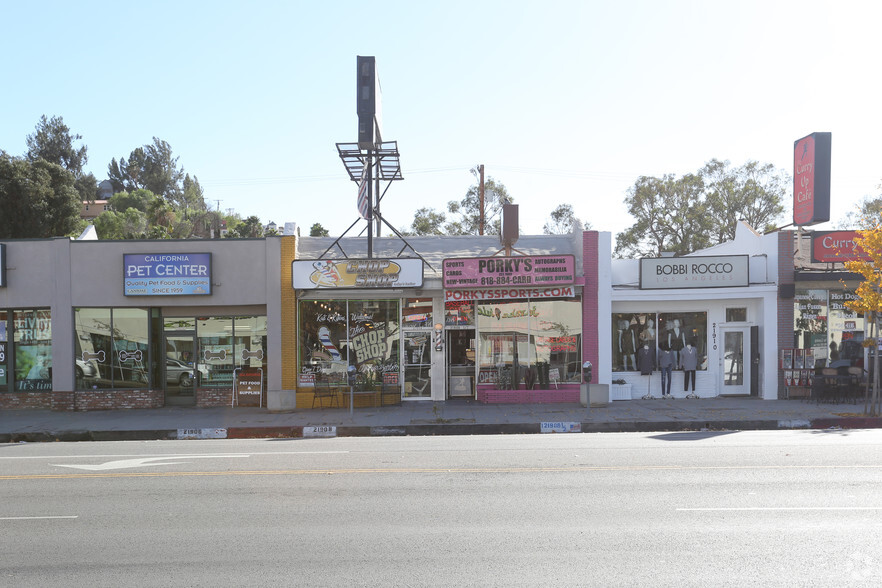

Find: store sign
<box><xmin>640</xmin><ymin>255</ymin><xmax>749</xmax><ymax>289</ymax></box>
<box><xmin>811</xmin><ymin>231</ymin><xmax>871</xmax><ymax>263</ymax></box>
<box><xmin>793</xmin><ymin>132</ymin><xmax>831</xmax><ymax>226</ymax></box>
<box><xmin>235</xmin><ymin>369</ymin><xmax>263</xmax><ymax>407</ymax></box>
<box><xmin>0</xmin><ymin>342</ymin><xmax>6</xmax><ymax>385</ymax></box>
<box><xmin>442</xmin><ymin>255</ymin><xmax>575</xmax><ymax>289</ymax></box>
<box><xmin>0</xmin><ymin>243</ymin><xmax>6</xmax><ymax>287</ymax></box>
<box><xmin>293</xmin><ymin>259</ymin><xmax>423</xmax><ymax>289</ymax></box>
<box><xmin>444</xmin><ymin>286</ymin><xmax>576</xmax><ymax>302</ymax></box>
<box><xmin>123</xmin><ymin>253</ymin><xmax>212</xmax><ymax>296</ymax></box>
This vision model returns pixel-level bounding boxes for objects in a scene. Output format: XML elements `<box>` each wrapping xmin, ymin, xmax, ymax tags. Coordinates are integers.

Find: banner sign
<box><xmin>811</xmin><ymin>231</ymin><xmax>872</xmax><ymax>263</ymax></box>
<box><xmin>793</xmin><ymin>132</ymin><xmax>831</xmax><ymax>226</ymax></box>
<box><xmin>640</xmin><ymin>255</ymin><xmax>749</xmax><ymax>289</ymax></box>
<box><xmin>0</xmin><ymin>243</ymin><xmax>6</xmax><ymax>287</ymax></box>
<box><xmin>444</xmin><ymin>286</ymin><xmax>576</xmax><ymax>302</ymax></box>
<box><xmin>442</xmin><ymin>255</ymin><xmax>575</xmax><ymax>289</ymax></box>
<box><xmin>124</xmin><ymin>253</ymin><xmax>211</xmax><ymax>296</ymax></box>
<box><xmin>0</xmin><ymin>342</ymin><xmax>6</xmax><ymax>386</ymax></box>
<box><xmin>293</xmin><ymin>259</ymin><xmax>423</xmax><ymax>289</ymax></box>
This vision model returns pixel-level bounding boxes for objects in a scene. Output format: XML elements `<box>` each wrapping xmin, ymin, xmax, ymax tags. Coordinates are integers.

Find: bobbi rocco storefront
<box><xmin>0</xmin><ymin>237</ymin><xmax>283</xmax><ymax>411</ymax></box>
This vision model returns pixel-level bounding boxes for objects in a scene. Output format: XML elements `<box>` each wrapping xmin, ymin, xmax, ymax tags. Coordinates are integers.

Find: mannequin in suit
<box><xmin>681</xmin><ymin>342</ymin><xmax>699</xmax><ymax>393</ymax></box>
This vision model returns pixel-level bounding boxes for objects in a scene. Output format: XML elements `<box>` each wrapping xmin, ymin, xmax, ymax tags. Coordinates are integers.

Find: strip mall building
<box><xmin>0</xmin><ymin>223</ymin><xmax>827</xmax><ymax>411</ymax></box>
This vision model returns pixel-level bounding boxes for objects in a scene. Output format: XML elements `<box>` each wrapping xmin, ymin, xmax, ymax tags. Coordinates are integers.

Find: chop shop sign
<box><xmin>640</xmin><ymin>255</ymin><xmax>749</xmax><ymax>289</ymax></box>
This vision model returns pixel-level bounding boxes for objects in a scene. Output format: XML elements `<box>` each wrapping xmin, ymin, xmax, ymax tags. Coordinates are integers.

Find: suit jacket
<box><xmin>637</xmin><ymin>346</ymin><xmax>655</xmax><ymax>375</ymax></box>
<box><xmin>680</xmin><ymin>346</ymin><xmax>699</xmax><ymax>371</ymax></box>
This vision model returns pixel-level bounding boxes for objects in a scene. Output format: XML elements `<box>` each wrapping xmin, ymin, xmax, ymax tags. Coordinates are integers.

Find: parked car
<box><xmin>166</xmin><ymin>358</ymin><xmax>208</xmax><ymax>386</ymax></box>
<box><xmin>75</xmin><ymin>359</ymin><xmax>99</xmax><ymax>379</ymax></box>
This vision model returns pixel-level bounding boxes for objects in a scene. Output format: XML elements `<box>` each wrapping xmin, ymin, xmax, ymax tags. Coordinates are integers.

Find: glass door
<box><xmin>721</xmin><ymin>327</ymin><xmax>750</xmax><ymax>395</ymax></box>
<box><xmin>165</xmin><ymin>332</ymin><xmax>198</xmax><ymax>405</ymax></box>
<box><xmin>403</xmin><ymin>331</ymin><xmax>431</xmax><ymax>398</ymax></box>
<box><xmin>447</xmin><ymin>329</ymin><xmax>475</xmax><ymax>398</ymax></box>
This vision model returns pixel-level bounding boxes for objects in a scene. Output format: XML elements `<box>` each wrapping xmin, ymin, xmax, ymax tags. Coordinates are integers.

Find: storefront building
<box><xmin>778</xmin><ymin>229</ymin><xmax>872</xmax><ymax>395</ymax></box>
<box><xmin>0</xmin><ymin>236</ymin><xmax>284</xmax><ymax>410</ymax></box>
<box><xmin>286</xmin><ymin>231</ymin><xmax>608</xmax><ymax>408</ymax></box>
<box><xmin>609</xmin><ymin>222</ymin><xmax>782</xmax><ymax>400</ymax></box>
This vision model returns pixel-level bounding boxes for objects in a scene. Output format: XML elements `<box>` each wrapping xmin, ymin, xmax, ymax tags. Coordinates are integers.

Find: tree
<box><xmin>701</xmin><ymin>159</ymin><xmax>787</xmax><ymax>241</ymax></box>
<box><xmin>446</xmin><ymin>176</ymin><xmax>513</xmax><ymax>235</ymax></box>
<box><xmin>616</xmin><ymin>160</ymin><xmax>788</xmax><ymax>258</ymax></box>
<box><xmin>26</xmin><ymin>114</ymin><xmax>98</xmax><ymax>202</ymax></box>
<box><xmin>26</xmin><ymin>115</ymin><xmax>88</xmax><ymax>177</ymax></box>
<box><xmin>93</xmin><ymin>208</ymin><xmax>151</xmax><ymax>239</ymax></box>
<box><xmin>226</xmin><ymin>215</ymin><xmax>264</xmax><ymax>238</ymax></box>
<box><xmin>844</xmin><ymin>226</ymin><xmax>882</xmax><ymax>416</ymax></box>
<box><xmin>108</xmin><ymin>189</ymin><xmax>158</xmax><ymax>214</ymax></box>
<box><xmin>543</xmin><ymin>204</ymin><xmax>589</xmax><ymax>234</ymax></box>
<box><xmin>407</xmin><ymin>207</ymin><xmax>447</xmax><ymax>236</ymax></box>
<box><xmin>0</xmin><ymin>154</ymin><xmax>82</xmax><ymax>238</ymax></box>
<box><xmin>108</xmin><ymin>138</ymin><xmax>185</xmax><ymax>203</ymax></box>
<box><xmin>839</xmin><ymin>190</ymin><xmax>882</xmax><ymax>230</ymax></box>
<box><xmin>310</xmin><ymin>223</ymin><xmax>330</xmax><ymax>237</ymax></box>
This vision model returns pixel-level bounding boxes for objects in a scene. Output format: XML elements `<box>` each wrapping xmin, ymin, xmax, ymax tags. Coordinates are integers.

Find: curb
<box><xmin>3</xmin><ymin>416</ymin><xmax>882</xmax><ymax>444</ymax></box>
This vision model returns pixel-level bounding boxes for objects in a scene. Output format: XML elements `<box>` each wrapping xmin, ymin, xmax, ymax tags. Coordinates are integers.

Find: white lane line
<box><xmin>0</xmin><ymin>451</ymin><xmax>349</xmax><ymax>460</ymax></box>
<box><xmin>678</xmin><ymin>507</ymin><xmax>882</xmax><ymax>511</ymax></box>
<box><xmin>0</xmin><ymin>516</ymin><xmax>79</xmax><ymax>520</ymax></box>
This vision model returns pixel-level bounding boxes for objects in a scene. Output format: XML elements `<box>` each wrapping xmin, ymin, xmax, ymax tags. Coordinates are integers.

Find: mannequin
<box><xmin>681</xmin><ymin>342</ymin><xmax>699</xmax><ymax>394</ymax></box>
<box><xmin>667</xmin><ymin>319</ymin><xmax>686</xmax><ymax>368</ymax></box>
<box><xmin>657</xmin><ymin>344</ymin><xmax>674</xmax><ymax>398</ymax></box>
<box><xmin>617</xmin><ymin>319</ymin><xmax>636</xmax><ymax>371</ymax></box>
<box><xmin>637</xmin><ymin>344</ymin><xmax>656</xmax><ymax>399</ymax></box>
<box><xmin>640</xmin><ymin>318</ymin><xmax>656</xmax><ymax>345</ymax></box>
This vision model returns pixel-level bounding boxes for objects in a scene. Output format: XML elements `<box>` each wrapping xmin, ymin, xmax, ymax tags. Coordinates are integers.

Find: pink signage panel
<box><xmin>442</xmin><ymin>255</ymin><xmax>575</xmax><ymax>289</ymax></box>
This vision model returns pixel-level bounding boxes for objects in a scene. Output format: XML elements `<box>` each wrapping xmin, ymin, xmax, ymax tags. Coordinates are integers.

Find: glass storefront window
<box><xmin>477</xmin><ymin>298</ymin><xmax>582</xmax><ymax>384</ymax></box>
<box><xmin>795</xmin><ymin>289</ymin><xmax>866</xmax><ymax>368</ymax></box>
<box><xmin>74</xmin><ymin>308</ymin><xmax>149</xmax><ymax>390</ymax></box>
<box><xmin>197</xmin><ymin>317</ymin><xmax>233</xmax><ymax>388</ymax></box>
<box><xmin>299</xmin><ymin>300</ymin><xmax>349</xmax><ymax>384</ymax></box>
<box><xmin>794</xmin><ymin>289</ymin><xmax>828</xmax><ymax>367</ymax></box>
<box><xmin>613</xmin><ymin>312</ymin><xmax>707</xmax><ymax>372</ymax></box>
<box><xmin>402</xmin><ymin>298</ymin><xmax>433</xmax><ymax>327</ymax></box>
<box><xmin>444</xmin><ymin>300</ymin><xmax>475</xmax><ymax>327</ymax></box>
<box><xmin>14</xmin><ymin>309</ymin><xmax>52</xmax><ymax>391</ymax></box>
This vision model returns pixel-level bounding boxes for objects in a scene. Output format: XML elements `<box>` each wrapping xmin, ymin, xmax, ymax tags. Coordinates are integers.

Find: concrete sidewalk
<box><xmin>2</xmin><ymin>396</ymin><xmax>881</xmax><ymax>442</ymax></box>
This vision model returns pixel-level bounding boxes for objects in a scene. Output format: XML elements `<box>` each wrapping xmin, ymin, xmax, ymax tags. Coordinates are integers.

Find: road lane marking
<box><xmin>52</xmin><ymin>454</ymin><xmax>250</xmax><ymax>471</ymax></box>
<box><xmin>678</xmin><ymin>507</ymin><xmax>882</xmax><ymax>511</ymax></box>
<box><xmin>0</xmin><ymin>516</ymin><xmax>78</xmax><ymax>520</ymax></box>
<box><xmin>0</xmin><ymin>451</ymin><xmax>349</xmax><ymax>461</ymax></box>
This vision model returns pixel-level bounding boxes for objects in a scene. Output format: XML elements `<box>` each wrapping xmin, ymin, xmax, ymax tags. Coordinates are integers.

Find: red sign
<box><xmin>793</xmin><ymin>132</ymin><xmax>831</xmax><ymax>226</ymax></box>
<box><xmin>811</xmin><ymin>231</ymin><xmax>872</xmax><ymax>263</ymax></box>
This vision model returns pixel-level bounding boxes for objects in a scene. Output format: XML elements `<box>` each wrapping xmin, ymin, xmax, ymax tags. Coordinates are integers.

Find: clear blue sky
<box><xmin>2</xmin><ymin>0</ymin><xmax>879</xmax><ymax>240</ymax></box>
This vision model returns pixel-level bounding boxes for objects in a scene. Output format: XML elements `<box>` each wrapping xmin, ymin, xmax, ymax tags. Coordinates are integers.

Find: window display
<box><xmin>14</xmin><ymin>309</ymin><xmax>52</xmax><ymax>391</ymax></box>
<box><xmin>613</xmin><ymin>312</ymin><xmax>707</xmax><ymax>372</ymax></box>
<box><xmin>74</xmin><ymin>308</ymin><xmax>149</xmax><ymax>389</ymax></box>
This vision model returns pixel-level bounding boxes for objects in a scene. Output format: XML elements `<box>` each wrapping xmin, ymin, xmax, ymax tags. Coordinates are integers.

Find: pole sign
<box><xmin>442</xmin><ymin>255</ymin><xmax>575</xmax><ymax>289</ymax></box>
<box><xmin>640</xmin><ymin>255</ymin><xmax>749</xmax><ymax>289</ymax></box>
<box><xmin>811</xmin><ymin>230</ymin><xmax>871</xmax><ymax>263</ymax></box>
<box><xmin>124</xmin><ymin>253</ymin><xmax>212</xmax><ymax>296</ymax></box>
<box><xmin>793</xmin><ymin>132</ymin><xmax>831</xmax><ymax>226</ymax></box>
<box><xmin>293</xmin><ymin>259</ymin><xmax>423</xmax><ymax>289</ymax></box>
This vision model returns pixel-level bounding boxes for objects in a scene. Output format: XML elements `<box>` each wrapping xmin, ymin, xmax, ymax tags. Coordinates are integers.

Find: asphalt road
<box><xmin>3</xmin><ymin>430</ymin><xmax>882</xmax><ymax>587</ymax></box>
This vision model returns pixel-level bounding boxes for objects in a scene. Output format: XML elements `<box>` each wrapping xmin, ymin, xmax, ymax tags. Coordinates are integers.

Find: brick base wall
<box><xmin>0</xmin><ymin>392</ymin><xmax>53</xmax><ymax>410</ymax></box>
<box><xmin>197</xmin><ymin>388</ymin><xmax>234</xmax><ymax>407</ymax></box>
<box><xmin>58</xmin><ymin>390</ymin><xmax>165</xmax><ymax>411</ymax></box>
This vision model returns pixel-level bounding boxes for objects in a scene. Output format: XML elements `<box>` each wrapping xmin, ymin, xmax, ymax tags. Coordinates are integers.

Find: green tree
<box><xmin>108</xmin><ymin>137</ymin><xmax>185</xmax><ymax>203</ymax></box>
<box><xmin>226</xmin><ymin>215</ymin><xmax>264</xmax><ymax>238</ymax></box>
<box><xmin>446</xmin><ymin>176</ymin><xmax>512</xmax><ymax>235</ymax></box>
<box><xmin>616</xmin><ymin>160</ymin><xmax>788</xmax><ymax>258</ymax></box>
<box><xmin>309</xmin><ymin>223</ymin><xmax>330</xmax><ymax>237</ymax></box>
<box><xmin>108</xmin><ymin>189</ymin><xmax>158</xmax><ymax>213</ymax></box>
<box><xmin>93</xmin><ymin>208</ymin><xmax>151</xmax><ymax>239</ymax></box>
<box><xmin>26</xmin><ymin>114</ymin><xmax>98</xmax><ymax>202</ymax></box>
<box><xmin>543</xmin><ymin>204</ymin><xmax>590</xmax><ymax>234</ymax></box>
<box><xmin>407</xmin><ymin>207</ymin><xmax>447</xmax><ymax>236</ymax></box>
<box><xmin>701</xmin><ymin>159</ymin><xmax>787</xmax><ymax>241</ymax></box>
<box><xmin>0</xmin><ymin>154</ymin><xmax>82</xmax><ymax>238</ymax></box>
<box><xmin>839</xmin><ymin>188</ymin><xmax>882</xmax><ymax>230</ymax></box>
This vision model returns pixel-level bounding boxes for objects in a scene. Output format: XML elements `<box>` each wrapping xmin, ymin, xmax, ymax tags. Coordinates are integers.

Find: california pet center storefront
<box><xmin>0</xmin><ymin>238</ymin><xmax>280</xmax><ymax>410</ymax></box>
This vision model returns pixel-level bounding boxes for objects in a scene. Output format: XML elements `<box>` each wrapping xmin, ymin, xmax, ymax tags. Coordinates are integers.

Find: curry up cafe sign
<box><xmin>442</xmin><ymin>255</ymin><xmax>575</xmax><ymax>289</ymax></box>
<box><xmin>811</xmin><ymin>231</ymin><xmax>872</xmax><ymax>263</ymax></box>
<box><xmin>640</xmin><ymin>255</ymin><xmax>749</xmax><ymax>289</ymax></box>
<box><xmin>124</xmin><ymin>253</ymin><xmax>212</xmax><ymax>296</ymax></box>
<box><xmin>293</xmin><ymin>259</ymin><xmax>423</xmax><ymax>289</ymax></box>
<box><xmin>793</xmin><ymin>132</ymin><xmax>831</xmax><ymax>227</ymax></box>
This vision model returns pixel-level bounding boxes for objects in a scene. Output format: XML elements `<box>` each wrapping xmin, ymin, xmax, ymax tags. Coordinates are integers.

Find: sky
<box><xmin>2</xmin><ymin>0</ymin><xmax>880</xmax><ymax>243</ymax></box>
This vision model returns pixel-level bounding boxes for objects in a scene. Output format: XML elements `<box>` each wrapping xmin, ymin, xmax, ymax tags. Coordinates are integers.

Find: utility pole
<box><xmin>472</xmin><ymin>165</ymin><xmax>486</xmax><ymax>235</ymax></box>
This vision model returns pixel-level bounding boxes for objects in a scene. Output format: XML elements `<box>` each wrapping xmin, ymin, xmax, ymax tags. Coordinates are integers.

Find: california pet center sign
<box><xmin>124</xmin><ymin>253</ymin><xmax>212</xmax><ymax>296</ymax></box>
<box><xmin>640</xmin><ymin>255</ymin><xmax>749</xmax><ymax>289</ymax></box>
